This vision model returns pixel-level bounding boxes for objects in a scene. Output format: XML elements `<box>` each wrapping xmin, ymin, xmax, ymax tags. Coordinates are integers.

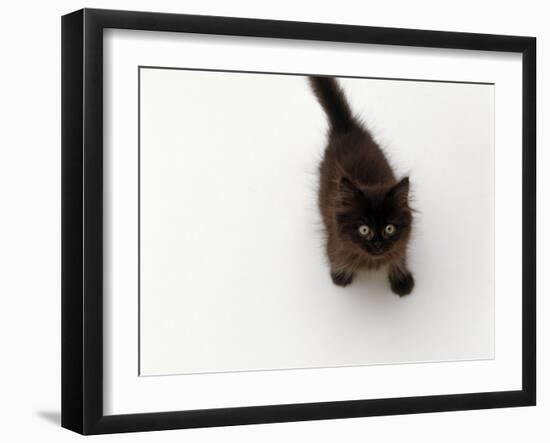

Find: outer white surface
<box><xmin>0</xmin><ymin>1</ymin><xmax>547</xmax><ymax>442</ymax></box>
<box><xmin>139</xmin><ymin>68</ymin><xmax>495</xmax><ymax>376</ymax></box>
<box><xmin>104</xmin><ymin>30</ymin><xmax>521</xmax><ymax>415</ymax></box>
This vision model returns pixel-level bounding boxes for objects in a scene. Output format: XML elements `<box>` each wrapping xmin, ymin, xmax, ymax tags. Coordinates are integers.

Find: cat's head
<box><xmin>335</xmin><ymin>176</ymin><xmax>412</xmax><ymax>259</ymax></box>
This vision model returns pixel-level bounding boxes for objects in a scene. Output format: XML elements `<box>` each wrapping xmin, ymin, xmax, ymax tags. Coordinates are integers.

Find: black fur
<box><xmin>309</xmin><ymin>76</ymin><xmax>358</xmax><ymax>133</ymax></box>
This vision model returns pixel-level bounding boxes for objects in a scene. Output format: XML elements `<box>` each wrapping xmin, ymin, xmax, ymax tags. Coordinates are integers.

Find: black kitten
<box><xmin>310</xmin><ymin>76</ymin><xmax>414</xmax><ymax>296</ymax></box>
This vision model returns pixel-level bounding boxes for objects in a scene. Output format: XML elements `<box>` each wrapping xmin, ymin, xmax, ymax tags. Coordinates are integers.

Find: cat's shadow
<box><xmin>342</xmin><ymin>268</ymin><xmax>399</xmax><ymax>306</ymax></box>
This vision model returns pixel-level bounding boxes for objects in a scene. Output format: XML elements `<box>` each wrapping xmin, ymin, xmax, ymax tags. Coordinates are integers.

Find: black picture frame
<box><xmin>62</xmin><ymin>8</ymin><xmax>536</xmax><ymax>435</ymax></box>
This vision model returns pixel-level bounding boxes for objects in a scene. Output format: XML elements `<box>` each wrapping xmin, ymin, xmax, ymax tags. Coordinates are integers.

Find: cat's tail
<box><xmin>309</xmin><ymin>76</ymin><xmax>357</xmax><ymax>133</ymax></box>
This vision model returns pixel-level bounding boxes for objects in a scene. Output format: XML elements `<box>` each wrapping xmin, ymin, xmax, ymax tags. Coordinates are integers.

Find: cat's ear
<box><xmin>387</xmin><ymin>177</ymin><xmax>410</xmax><ymax>205</ymax></box>
<box><xmin>339</xmin><ymin>176</ymin><xmax>363</xmax><ymax>203</ymax></box>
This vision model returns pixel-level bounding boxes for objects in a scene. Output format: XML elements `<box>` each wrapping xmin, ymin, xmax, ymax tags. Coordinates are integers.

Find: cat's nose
<box><xmin>373</xmin><ymin>240</ymin><xmax>382</xmax><ymax>249</ymax></box>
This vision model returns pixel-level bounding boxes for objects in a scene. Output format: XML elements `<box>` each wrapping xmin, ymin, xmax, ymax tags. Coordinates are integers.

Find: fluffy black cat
<box><xmin>310</xmin><ymin>76</ymin><xmax>414</xmax><ymax>296</ymax></box>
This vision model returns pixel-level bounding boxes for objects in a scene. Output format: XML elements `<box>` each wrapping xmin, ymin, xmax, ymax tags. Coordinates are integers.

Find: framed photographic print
<box><xmin>61</xmin><ymin>8</ymin><xmax>536</xmax><ymax>435</ymax></box>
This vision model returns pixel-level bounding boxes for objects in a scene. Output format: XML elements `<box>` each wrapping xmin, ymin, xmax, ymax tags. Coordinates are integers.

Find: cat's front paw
<box><xmin>331</xmin><ymin>271</ymin><xmax>354</xmax><ymax>287</ymax></box>
<box><xmin>390</xmin><ymin>272</ymin><xmax>414</xmax><ymax>296</ymax></box>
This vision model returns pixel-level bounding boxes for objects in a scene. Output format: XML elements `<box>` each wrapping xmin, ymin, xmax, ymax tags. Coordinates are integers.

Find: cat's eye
<box><xmin>384</xmin><ymin>224</ymin><xmax>396</xmax><ymax>235</ymax></box>
<box><xmin>358</xmin><ymin>225</ymin><xmax>370</xmax><ymax>236</ymax></box>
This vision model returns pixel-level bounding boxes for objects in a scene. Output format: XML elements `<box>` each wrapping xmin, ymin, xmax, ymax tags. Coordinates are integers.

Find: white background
<box><xmin>105</xmin><ymin>28</ymin><xmax>519</xmax><ymax>415</ymax></box>
<box><xmin>139</xmin><ymin>69</ymin><xmax>495</xmax><ymax>375</ymax></box>
<box><xmin>0</xmin><ymin>0</ymin><xmax>546</xmax><ymax>442</ymax></box>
